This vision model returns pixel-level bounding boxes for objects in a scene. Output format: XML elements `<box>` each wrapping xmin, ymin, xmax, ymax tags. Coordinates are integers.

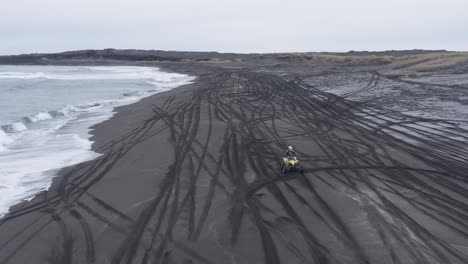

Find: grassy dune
<box><xmin>388</xmin><ymin>52</ymin><xmax>468</xmax><ymax>71</ymax></box>
<box><xmin>266</xmin><ymin>51</ymin><xmax>468</xmax><ymax>72</ymax></box>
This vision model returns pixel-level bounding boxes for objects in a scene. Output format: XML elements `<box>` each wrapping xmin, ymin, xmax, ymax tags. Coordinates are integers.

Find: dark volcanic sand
<box><xmin>1</xmin><ymin>64</ymin><xmax>468</xmax><ymax>264</ymax></box>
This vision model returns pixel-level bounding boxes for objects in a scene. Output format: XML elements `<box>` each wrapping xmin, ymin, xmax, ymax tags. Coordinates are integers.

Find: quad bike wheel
<box><xmin>281</xmin><ymin>164</ymin><xmax>288</xmax><ymax>174</ymax></box>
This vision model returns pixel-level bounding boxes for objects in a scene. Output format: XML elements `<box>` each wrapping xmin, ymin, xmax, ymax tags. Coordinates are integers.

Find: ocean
<box><xmin>0</xmin><ymin>65</ymin><xmax>193</xmax><ymax>217</ymax></box>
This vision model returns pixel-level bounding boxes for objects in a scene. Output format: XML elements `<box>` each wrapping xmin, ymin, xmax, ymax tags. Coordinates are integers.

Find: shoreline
<box><xmin>1</xmin><ymin>65</ymin><xmax>196</xmax><ymax>218</ymax></box>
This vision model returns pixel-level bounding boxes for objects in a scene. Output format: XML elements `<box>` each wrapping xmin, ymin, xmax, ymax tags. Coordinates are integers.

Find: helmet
<box><xmin>288</xmin><ymin>146</ymin><xmax>293</xmax><ymax>151</ymax></box>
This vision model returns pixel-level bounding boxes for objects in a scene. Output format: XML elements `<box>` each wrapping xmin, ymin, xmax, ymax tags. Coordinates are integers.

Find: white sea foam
<box><xmin>0</xmin><ymin>72</ymin><xmax>47</xmax><ymax>79</ymax></box>
<box><xmin>0</xmin><ymin>66</ymin><xmax>188</xmax><ymax>82</ymax></box>
<box><xmin>0</xmin><ymin>66</ymin><xmax>194</xmax><ymax>217</ymax></box>
<box><xmin>30</xmin><ymin>112</ymin><xmax>53</xmax><ymax>122</ymax></box>
<box><xmin>0</xmin><ymin>133</ymin><xmax>99</xmax><ymax>215</ymax></box>
<box><xmin>11</xmin><ymin>122</ymin><xmax>28</xmax><ymax>132</ymax></box>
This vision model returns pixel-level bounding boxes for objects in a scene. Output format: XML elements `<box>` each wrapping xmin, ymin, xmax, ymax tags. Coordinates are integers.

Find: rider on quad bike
<box><xmin>286</xmin><ymin>146</ymin><xmax>296</xmax><ymax>159</ymax></box>
<box><xmin>281</xmin><ymin>146</ymin><xmax>304</xmax><ymax>174</ymax></box>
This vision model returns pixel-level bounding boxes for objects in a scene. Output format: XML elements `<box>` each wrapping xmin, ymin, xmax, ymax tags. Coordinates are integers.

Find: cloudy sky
<box><xmin>1</xmin><ymin>0</ymin><xmax>467</xmax><ymax>55</ymax></box>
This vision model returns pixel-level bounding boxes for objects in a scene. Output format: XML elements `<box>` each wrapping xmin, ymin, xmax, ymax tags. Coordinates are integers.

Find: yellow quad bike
<box><xmin>281</xmin><ymin>156</ymin><xmax>304</xmax><ymax>174</ymax></box>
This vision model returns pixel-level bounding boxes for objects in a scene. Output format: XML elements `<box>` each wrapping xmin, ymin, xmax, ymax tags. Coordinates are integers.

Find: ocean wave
<box><xmin>0</xmin><ymin>72</ymin><xmax>47</xmax><ymax>79</ymax></box>
<box><xmin>0</xmin><ymin>71</ymin><xmax>194</xmax><ymax>135</ymax></box>
<box><xmin>1</xmin><ymin>121</ymin><xmax>28</xmax><ymax>133</ymax></box>
<box><xmin>30</xmin><ymin>112</ymin><xmax>53</xmax><ymax>122</ymax></box>
<box><xmin>0</xmin><ymin>66</ymin><xmax>190</xmax><ymax>82</ymax></box>
<box><xmin>122</xmin><ymin>91</ymin><xmax>144</xmax><ymax>97</ymax></box>
<box><xmin>1</xmin><ymin>110</ymin><xmax>68</xmax><ymax>133</ymax></box>
<box><xmin>0</xmin><ymin>93</ymin><xmax>150</xmax><ymax>135</ymax></box>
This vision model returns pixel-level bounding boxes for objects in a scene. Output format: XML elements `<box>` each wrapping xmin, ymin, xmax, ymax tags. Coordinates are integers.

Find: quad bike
<box><xmin>281</xmin><ymin>156</ymin><xmax>304</xmax><ymax>174</ymax></box>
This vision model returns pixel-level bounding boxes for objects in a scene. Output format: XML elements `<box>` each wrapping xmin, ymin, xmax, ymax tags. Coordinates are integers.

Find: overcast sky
<box><xmin>1</xmin><ymin>0</ymin><xmax>467</xmax><ymax>55</ymax></box>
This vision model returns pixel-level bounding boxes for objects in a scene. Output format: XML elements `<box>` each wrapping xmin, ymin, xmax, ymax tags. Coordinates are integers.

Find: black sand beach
<box><xmin>1</xmin><ymin>51</ymin><xmax>468</xmax><ymax>264</ymax></box>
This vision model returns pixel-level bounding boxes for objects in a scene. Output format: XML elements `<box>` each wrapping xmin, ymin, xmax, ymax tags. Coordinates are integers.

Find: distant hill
<box><xmin>0</xmin><ymin>49</ymin><xmax>250</xmax><ymax>64</ymax></box>
<box><xmin>0</xmin><ymin>49</ymin><xmax>451</xmax><ymax>63</ymax></box>
<box><xmin>0</xmin><ymin>49</ymin><xmax>466</xmax><ymax>72</ymax></box>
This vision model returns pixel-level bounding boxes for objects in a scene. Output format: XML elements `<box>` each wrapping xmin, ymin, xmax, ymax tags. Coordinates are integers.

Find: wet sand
<box><xmin>1</xmin><ymin>64</ymin><xmax>468</xmax><ymax>264</ymax></box>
